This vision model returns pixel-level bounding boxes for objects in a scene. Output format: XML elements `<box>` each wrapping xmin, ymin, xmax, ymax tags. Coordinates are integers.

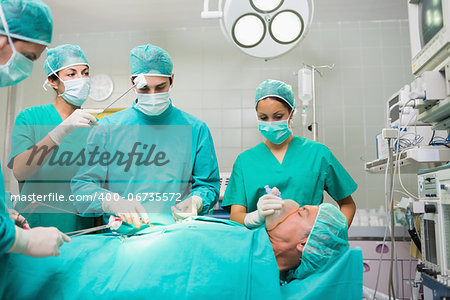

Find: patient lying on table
<box><xmin>265</xmin><ymin>201</ymin><xmax>349</xmax><ymax>281</ymax></box>
<box><xmin>3</xmin><ymin>202</ymin><xmax>350</xmax><ymax>299</ymax></box>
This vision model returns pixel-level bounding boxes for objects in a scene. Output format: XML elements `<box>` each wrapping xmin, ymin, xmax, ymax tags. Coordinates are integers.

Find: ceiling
<box><xmin>45</xmin><ymin>0</ymin><xmax>409</xmax><ymax>35</ymax></box>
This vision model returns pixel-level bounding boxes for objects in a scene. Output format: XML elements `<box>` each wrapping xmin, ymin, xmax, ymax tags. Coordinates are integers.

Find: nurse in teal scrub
<box><xmin>8</xmin><ymin>44</ymin><xmax>99</xmax><ymax>232</ymax></box>
<box><xmin>222</xmin><ymin>79</ymin><xmax>357</xmax><ymax>228</ymax></box>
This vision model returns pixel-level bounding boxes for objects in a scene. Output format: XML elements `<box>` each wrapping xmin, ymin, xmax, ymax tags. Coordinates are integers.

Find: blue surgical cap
<box><xmin>289</xmin><ymin>203</ymin><xmax>349</xmax><ymax>280</ymax></box>
<box><xmin>44</xmin><ymin>44</ymin><xmax>89</xmax><ymax>76</ymax></box>
<box><xmin>130</xmin><ymin>44</ymin><xmax>173</xmax><ymax>77</ymax></box>
<box><xmin>255</xmin><ymin>79</ymin><xmax>296</xmax><ymax>110</ymax></box>
<box><xmin>0</xmin><ymin>0</ymin><xmax>53</xmax><ymax>46</ymax></box>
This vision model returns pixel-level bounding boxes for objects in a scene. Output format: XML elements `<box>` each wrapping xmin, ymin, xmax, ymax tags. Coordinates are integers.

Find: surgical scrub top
<box><xmin>8</xmin><ymin>104</ymin><xmax>95</xmax><ymax>232</ymax></box>
<box><xmin>1</xmin><ymin>166</ymin><xmax>15</xmax><ymax>298</ymax></box>
<box><xmin>222</xmin><ymin>136</ymin><xmax>357</xmax><ymax>212</ymax></box>
<box><xmin>71</xmin><ymin>102</ymin><xmax>220</xmax><ymax>225</ymax></box>
<box><xmin>0</xmin><ymin>166</ymin><xmax>14</xmax><ymax>253</ymax></box>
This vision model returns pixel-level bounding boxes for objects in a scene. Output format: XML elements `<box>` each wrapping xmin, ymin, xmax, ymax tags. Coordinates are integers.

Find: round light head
<box><xmin>250</xmin><ymin>0</ymin><xmax>284</xmax><ymax>13</ymax></box>
<box><xmin>232</xmin><ymin>13</ymin><xmax>266</xmax><ymax>48</ymax></box>
<box><xmin>269</xmin><ymin>10</ymin><xmax>304</xmax><ymax>44</ymax></box>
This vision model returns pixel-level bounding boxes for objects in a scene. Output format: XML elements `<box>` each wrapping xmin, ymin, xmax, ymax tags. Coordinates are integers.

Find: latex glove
<box><xmin>171</xmin><ymin>195</ymin><xmax>203</xmax><ymax>222</ymax></box>
<box><xmin>7</xmin><ymin>226</ymin><xmax>71</xmax><ymax>257</ymax></box>
<box><xmin>48</xmin><ymin>108</ymin><xmax>102</xmax><ymax>145</ymax></box>
<box><xmin>244</xmin><ymin>194</ymin><xmax>283</xmax><ymax>228</ymax></box>
<box><xmin>102</xmin><ymin>193</ymin><xmax>150</xmax><ymax>229</ymax></box>
<box><xmin>8</xmin><ymin>209</ymin><xmax>30</xmax><ymax>229</ymax></box>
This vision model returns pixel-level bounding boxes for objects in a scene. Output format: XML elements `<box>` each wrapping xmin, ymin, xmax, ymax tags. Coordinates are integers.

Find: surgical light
<box><xmin>201</xmin><ymin>0</ymin><xmax>313</xmax><ymax>59</ymax></box>
<box><xmin>232</xmin><ymin>14</ymin><xmax>265</xmax><ymax>47</ymax></box>
<box><xmin>270</xmin><ymin>10</ymin><xmax>303</xmax><ymax>44</ymax></box>
<box><xmin>251</xmin><ymin>0</ymin><xmax>283</xmax><ymax>13</ymax></box>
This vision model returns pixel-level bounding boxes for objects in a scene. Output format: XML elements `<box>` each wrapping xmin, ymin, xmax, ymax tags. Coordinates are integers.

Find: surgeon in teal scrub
<box><xmin>71</xmin><ymin>44</ymin><xmax>220</xmax><ymax>227</ymax></box>
<box><xmin>222</xmin><ymin>79</ymin><xmax>357</xmax><ymax>228</ymax></box>
<box><xmin>8</xmin><ymin>44</ymin><xmax>99</xmax><ymax>232</ymax></box>
<box><xmin>0</xmin><ymin>2</ymin><xmax>70</xmax><ymax>298</ymax></box>
<box><xmin>0</xmin><ymin>0</ymin><xmax>70</xmax><ymax>258</ymax></box>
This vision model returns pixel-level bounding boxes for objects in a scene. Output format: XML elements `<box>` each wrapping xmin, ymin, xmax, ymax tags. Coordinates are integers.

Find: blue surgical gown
<box><xmin>222</xmin><ymin>136</ymin><xmax>357</xmax><ymax>212</ymax></box>
<box><xmin>8</xmin><ymin>104</ymin><xmax>95</xmax><ymax>232</ymax></box>
<box><xmin>71</xmin><ymin>102</ymin><xmax>220</xmax><ymax>225</ymax></box>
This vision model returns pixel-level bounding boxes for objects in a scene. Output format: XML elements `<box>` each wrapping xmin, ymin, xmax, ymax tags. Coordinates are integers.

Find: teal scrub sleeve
<box><xmin>191</xmin><ymin>123</ymin><xmax>220</xmax><ymax>214</ymax></box>
<box><xmin>222</xmin><ymin>155</ymin><xmax>247</xmax><ymax>211</ymax></box>
<box><xmin>71</xmin><ymin>124</ymin><xmax>112</xmax><ymax>216</ymax></box>
<box><xmin>0</xmin><ymin>215</ymin><xmax>14</xmax><ymax>254</ymax></box>
<box><xmin>8</xmin><ymin>109</ymin><xmax>36</xmax><ymax>167</ymax></box>
<box><xmin>324</xmin><ymin>150</ymin><xmax>357</xmax><ymax>201</ymax></box>
<box><xmin>0</xmin><ymin>167</ymin><xmax>15</xmax><ymax>254</ymax></box>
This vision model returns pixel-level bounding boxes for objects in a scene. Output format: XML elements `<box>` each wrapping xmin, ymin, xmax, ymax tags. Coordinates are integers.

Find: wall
<box><xmin>3</xmin><ymin>20</ymin><xmax>417</xmax><ymax>208</ymax></box>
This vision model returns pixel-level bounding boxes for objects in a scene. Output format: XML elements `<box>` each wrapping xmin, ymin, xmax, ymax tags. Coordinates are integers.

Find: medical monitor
<box><xmin>408</xmin><ymin>0</ymin><xmax>450</xmax><ymax>75</ymax></box>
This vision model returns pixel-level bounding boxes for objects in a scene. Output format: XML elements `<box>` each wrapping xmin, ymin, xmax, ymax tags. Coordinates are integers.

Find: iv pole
<box><xmin>303</xmin><ymin>63</ymin><xmax>334</xmax><ymax>141</ymax></box>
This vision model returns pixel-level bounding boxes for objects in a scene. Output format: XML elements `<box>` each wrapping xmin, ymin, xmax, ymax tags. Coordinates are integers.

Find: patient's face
<box><xmin>268</xmin><ymin>205</ymin><xmax>319</xmax><ymax>271</ymax></box>
<box><xmin>271</xmin><ymin>205</ymin><xmax>319</xmax><ymax>244</ymax></box>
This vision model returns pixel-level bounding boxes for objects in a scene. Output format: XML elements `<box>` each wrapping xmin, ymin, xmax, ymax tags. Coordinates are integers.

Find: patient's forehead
<box><xmin>270</xmin><ymin>204</ymin><xmax>319</xmax><ymax>241</ymax></box>
<box><xmin>287</xmin><ymin>205</ymin><xmax>319</xmax><ymax>227</ymax></box>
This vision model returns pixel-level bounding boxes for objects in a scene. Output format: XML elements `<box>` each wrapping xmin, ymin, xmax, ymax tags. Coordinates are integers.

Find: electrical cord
<box><xmin>388</xmin><ymin>139</ymin><xmax>397</xmax><ymax>300</ymax></box>
<box><xmin>371</xmin><ymin>146</ymin><xmax>393</xmax><ymax>300</ymax></box>
<box><xmin>373</xmin><ymin>101</ymin><xmax>420</xmax><ymax>300</ymax></box>
<box><xmin>429</xmin><ymin>130</ymin><xmax>450</xmax><ymax>147</ymax></box>
<box><xmin>397</xmin><ymin>149</ymin><xmax>419</xmax><ymax>200</ymax></box>
<box><xmin>396</xmin><ymin>103</ymin><xmax>420</xmax><ymax>200</ymax></box>
<box><xmin>373</xmin><ymin>137</ymin><xmax>399</xmax><ymax>300</ymax></box>
<box><xmin>428</xmin><ymin>130</ymin><xmax>435</xmax><ymax>145</ymax></box>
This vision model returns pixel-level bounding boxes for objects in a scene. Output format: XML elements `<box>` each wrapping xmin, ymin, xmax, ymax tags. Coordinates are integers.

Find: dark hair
<box><xmin>256</xmin><ymin>96</ymin><xmax>293</xmax><ymax>113</ymax></box>
<box><xmin>47</xmin><ymin>73</ymin><xmax>59</xmax><ymax>96</ymax></box>
<box><xmin>48</xmin><ymin>73</ymin><xmax>59</xmax><ymax>81</ymax></box>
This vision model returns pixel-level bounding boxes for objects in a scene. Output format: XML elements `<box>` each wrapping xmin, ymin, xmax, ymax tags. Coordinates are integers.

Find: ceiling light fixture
<box><xmin>202</xmin><ymin>0</ymin><xmax>313</xmax><ymax>59</ymax></box>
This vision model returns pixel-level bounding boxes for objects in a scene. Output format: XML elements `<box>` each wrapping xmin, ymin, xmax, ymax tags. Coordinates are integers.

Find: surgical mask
<box><xmin>258</xmin><ymin>113</ymin><xmax>293</xmax><ymax>144</ymax></box>
<box><xmin>44</xmin><ymin>60</ymin><xmax>90</xmax><ymax>106</ymax></box>
<box><xmin>266</xmin><ymin>200</ymin><xmax>300</xmax><ymax>231</ymax></box>
<box><xmin>58</xmin><ymin>77</ymin><xmax>91</xmax><ymax>107</ymax></box>
<box><xmin>0</xmin><ymin>4</ymin><xmax>34</xmax><ymax>87</ymax></box>
<box><xmin>135</xmin><ymin>91</ymin><xmax>171</xmax><ymax>116</ymax></box>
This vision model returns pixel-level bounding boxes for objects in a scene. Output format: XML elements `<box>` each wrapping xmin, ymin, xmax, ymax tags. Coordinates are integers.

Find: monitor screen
<box><xmin>420</xmin><ymin>0</ymin><xmax>444</xmax><ymax>46</ymax></box>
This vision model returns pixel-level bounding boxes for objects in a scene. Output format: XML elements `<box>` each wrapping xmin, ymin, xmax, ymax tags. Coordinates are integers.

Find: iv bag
<box><xmin>298</xmin><ymin>67</ymin><xmax>312</xmax><ymax>103</ymax></box>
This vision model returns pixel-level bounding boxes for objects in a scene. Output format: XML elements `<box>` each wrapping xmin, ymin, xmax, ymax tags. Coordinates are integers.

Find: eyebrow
<box><xmin>155</xmin><ymin>82</ymin><xmax>167</xmax><ymax>88</ymax></box>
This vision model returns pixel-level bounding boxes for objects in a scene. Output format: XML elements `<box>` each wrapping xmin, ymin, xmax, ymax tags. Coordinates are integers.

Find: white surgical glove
<box><xmin>8</xmin><ymin>209</ymin><xmax>30</xmax><ymax>229</ymax></box>
<box><xmin>48</xmin><ymin>108</ymin><xmax>102</xmax><ymax>145</ymax></box>
<box><xmin>171</xmin><ymin>195</ymin><xmax>203</xmax><ymax>222</ymax></box>
<box><xmin>7</xmin><ymin>226</ymin><xmax>71</xmax><ymax>257</ymax></box>
<box><xmin>101</xmin><ymin>193</ymin><xmax>150</xmax><ymax>229</ymax></box>
<box><xmin>244</xmin><ymin>194</ymin><xmax>283</xmax><ymax>228</ymax></box>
